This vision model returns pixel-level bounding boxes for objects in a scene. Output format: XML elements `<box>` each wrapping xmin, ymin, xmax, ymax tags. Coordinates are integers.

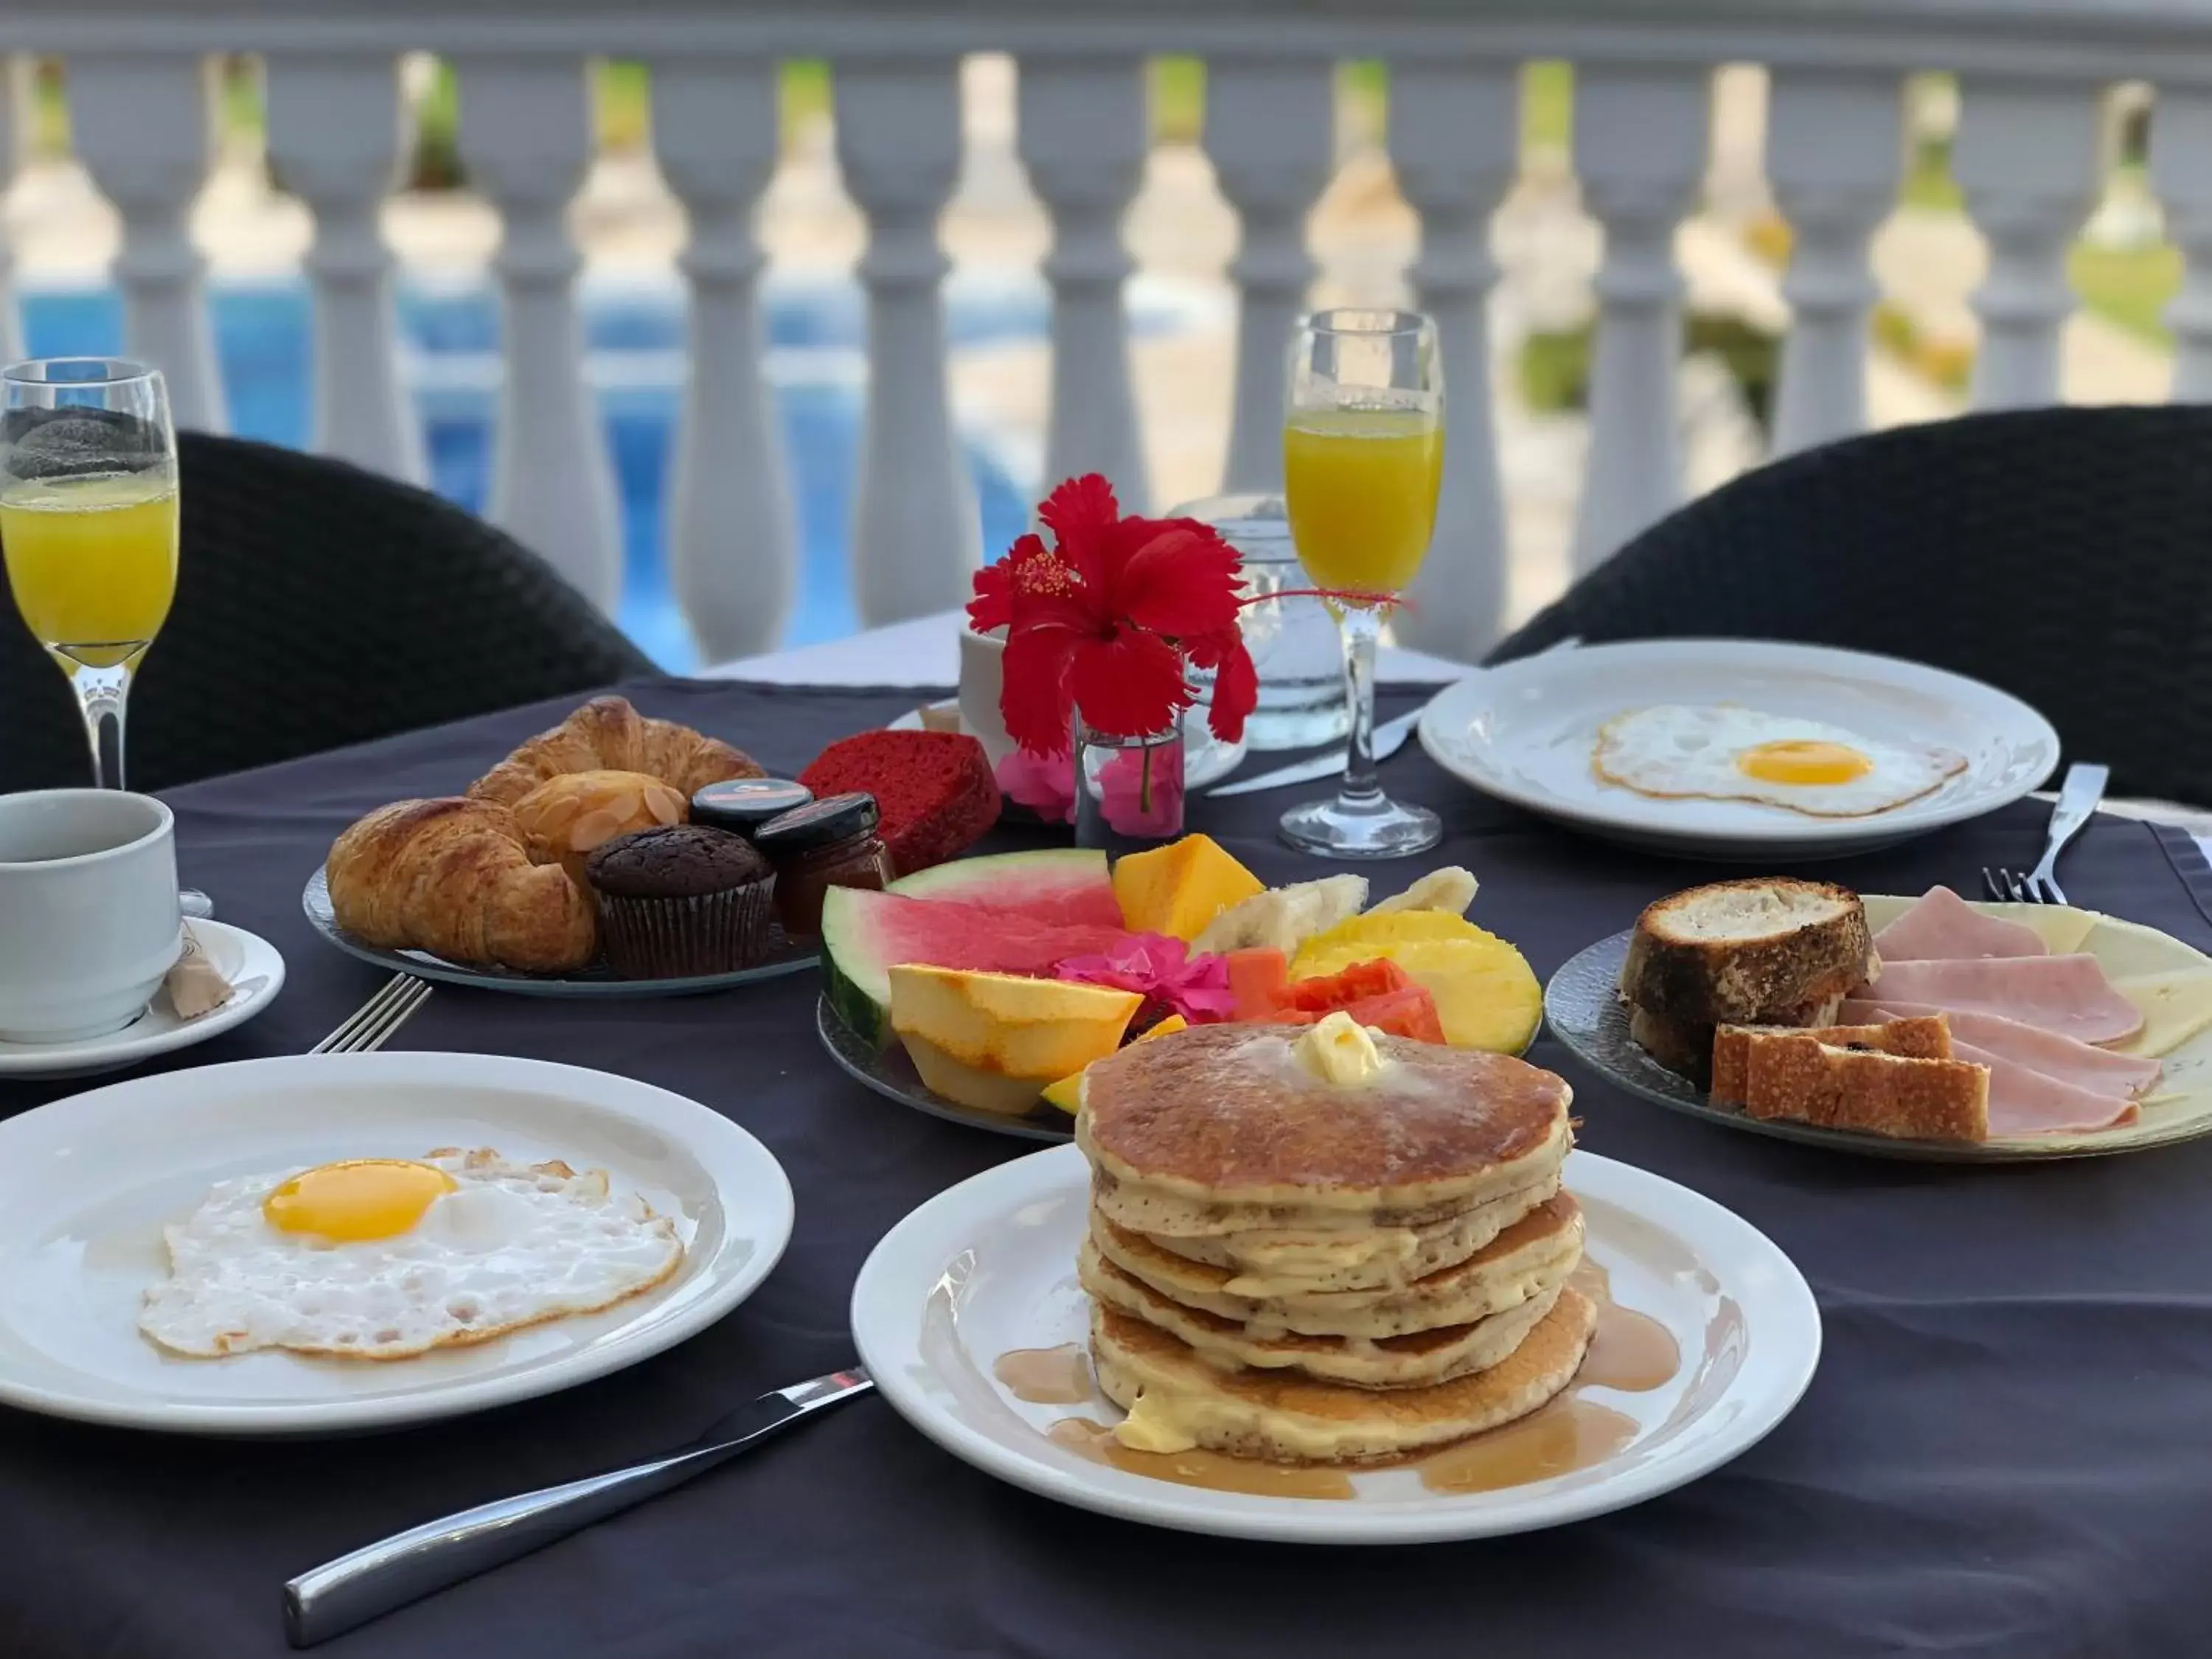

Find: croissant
<box><xmin>326</xmin><ymin>798</ymin><xmax>598</xmax><ymax>973</ymax></box>
<box><xmin>469</xmin><ymin>696</ymin><xmax>764</xmax><ymax>808</ymax></box>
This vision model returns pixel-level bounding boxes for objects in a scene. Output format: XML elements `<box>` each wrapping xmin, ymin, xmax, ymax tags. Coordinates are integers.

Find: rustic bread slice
<box><xmin>1628</xmin><ymin>985</ymin><xmax>1854</xmax><ymax>1086</ymax></box>
<box><xmin>1710</xmin><ymin>1013</ymin><xmax>1952</xmax><ymax>1105</ymax></box>
<box><xmin>1739</xmin><ymin>1032</ymin><xmax>1989</xmax><ymax>1142</ymax></box>
<box><xmin>1619</xmin><ymin>879</ymin><xmax>1873</xmax><ymax>1026</ymax></box>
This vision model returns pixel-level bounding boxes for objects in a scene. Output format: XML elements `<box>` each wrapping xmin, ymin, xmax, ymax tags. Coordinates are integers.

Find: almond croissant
<box><xmin>325</xmin><ymin>797</ymin><xmax>598</xmax><ymax>972</ymax></box>
<box><xmin>468</xmin><ymin>696</ymin><xmax>763</xmax><ymax>808</ymax></box>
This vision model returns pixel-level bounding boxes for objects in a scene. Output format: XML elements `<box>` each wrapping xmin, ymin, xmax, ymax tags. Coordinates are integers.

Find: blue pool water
<box><xmin>18</xmin><ymin>274</ymin><xmax>1146</xmax><ymax>670</ymax></box>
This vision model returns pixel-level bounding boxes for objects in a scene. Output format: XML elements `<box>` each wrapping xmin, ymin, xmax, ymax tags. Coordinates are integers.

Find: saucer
<box><xmin>0</xmin><ymin>920</ymin><xmax>285</xmax><ymax>1081</ymax></box>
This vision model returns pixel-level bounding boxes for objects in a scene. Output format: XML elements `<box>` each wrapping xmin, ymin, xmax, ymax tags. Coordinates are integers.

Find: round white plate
<box><xmin>0</xmin><ymin>1051</ymin><xmax>793</xmax><ymax>1435</ymax></box>
<box><xmin>0</xmin><ymin>919</ymin><xmax>285</xmax><ymax>1081</ymax></box>
<box><xmin>891</xmin><ymin>701</ymin><xmax>1248</xmax><ymax>793</ymax></box>
<box><xmin>851</xmin><ymin>1143</ymin><xmax>1820</xmax><ymax>1543</ymax></box>
<box><xmin>1417</xmin><ymin>639</ymin><xmax>2060</xmax><ymax>859</ymax></box>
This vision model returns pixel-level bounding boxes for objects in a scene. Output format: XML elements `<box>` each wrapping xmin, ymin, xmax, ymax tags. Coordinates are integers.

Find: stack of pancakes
<box><xmin>1073</xmin><ymin>1022</ymin><xmax>1592</xmax><ymax>1465</ymax></box>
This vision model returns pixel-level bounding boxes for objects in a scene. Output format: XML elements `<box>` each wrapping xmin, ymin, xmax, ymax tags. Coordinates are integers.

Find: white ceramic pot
<box><xmin>0</xmin><ymin>790</ymin><xmax>181</xmax><ymax>1043</ymax></box>
<box><xmin>956</xmin><ymin>623</ymin><xmax>1015</xmax><ymax>767</ymax></box>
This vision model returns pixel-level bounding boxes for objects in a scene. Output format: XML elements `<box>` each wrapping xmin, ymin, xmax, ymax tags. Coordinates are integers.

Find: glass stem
<box><xmin>1337</xmin><ymin>602</ymin><xmax>1382</xmax><ymax>807</ymax></box>
<box><xmin>65</xmin><ymin>657</ymin><xmax>132</xmax><ymax>790</ymax></box>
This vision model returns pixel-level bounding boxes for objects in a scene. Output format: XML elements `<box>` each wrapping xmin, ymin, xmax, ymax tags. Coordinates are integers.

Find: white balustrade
<box><xmin>655</xmin><ymin>55</ymin><xmax>796</xmax><ymax>660</ymax></box>
<box><xmin>453</xmin><ymin>54</ymin><xmax>623</xmax><ymax>612</ymax></box>
<box><xmin>837</xmin><ymin>56</ymin><xmax>980</xmax><ymax>627</ymax></box>
<box><xmin>2149</xmin><ymin>85</ymin><xmax>2212</xmax><ymax>400</ymax></box>
<box><xmin>0</xmin><ymin>61</ymin><xmax>22</xmax><ymax>366</ymax></box>
<box><xmin>265</xmin><ymin>53</ymin><xmax>424</xmax><ymax>484</ymax></box>
<box><xmin>1952</xmin><ymin>75</ymin><xmax>2104</xmax><ymax>410</ymax></box>
<box><xmin>1206</xmin><ymin>58</ymin><xmax>1335</xmax><ymax>495</ymax></box>
<box><xmin>1018</xmin><ymin>52</ymin><xmax>1150</xmax><ymax>511</ymax></box>
<box><xmin>69</xmin><ymin>52</ymin><xmax>226</xmax><ymax>431</ymax></box>
<box><xmin>1766</xmin><ymin>67</ymin><xmax>1901</xmax><ymax>455</ymax></box>
<box><xmin>1390</xmin><ymin>57</ymin><xmax>1517</xmax><ymax>658</ymax></box>
<box><xmin>1572</xmin><ymin>62</ymin><xmax>1711</xmax><ymax>574</ymax></box>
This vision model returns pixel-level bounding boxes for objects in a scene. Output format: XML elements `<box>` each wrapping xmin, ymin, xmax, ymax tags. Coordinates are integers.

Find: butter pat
<box><xmin>1292</xmin><ymin>1011</ymin><xmax>1388</xmax><ymax>1086</ymax></box>
<box><xmin>1112</xmin><ymin>1387</ymin><xmax>1200</xmax><ymax>1454</ymax></box>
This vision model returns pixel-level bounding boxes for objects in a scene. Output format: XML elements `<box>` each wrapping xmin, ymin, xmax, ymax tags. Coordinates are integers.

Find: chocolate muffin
<box><xmin>585</xmin><ymin>824</ymin><xmax>775</xmax><ymax>978</ymax></box>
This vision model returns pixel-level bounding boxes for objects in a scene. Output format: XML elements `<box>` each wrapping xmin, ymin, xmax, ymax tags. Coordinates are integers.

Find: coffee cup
<box><xmin>956</xmin><ymin>623</ymin><xmax>1015</xmax><ymax>768</ymax></box>
<box><xmin>0</xmin><ymin>790</ymin><xmax>181</xmax><ymax>1043</ymax></box>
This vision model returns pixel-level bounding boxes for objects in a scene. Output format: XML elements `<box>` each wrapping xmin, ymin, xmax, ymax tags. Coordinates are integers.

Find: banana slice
<box><xmin>1192</xmin><ymin>874</ymin><xmax>1368</xmax><ymax>956</ymax></box>
<box><xmin>1367</xmin><ymin>866</ymin><xmax>1479</xmax><ymax>918</ymax></box>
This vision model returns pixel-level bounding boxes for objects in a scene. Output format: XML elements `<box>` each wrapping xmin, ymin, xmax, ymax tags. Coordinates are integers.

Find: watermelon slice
<box><xmin>821</xmin><ymin>849</ymin><xmax>1135</xmax><ymax>1043</ymax></box>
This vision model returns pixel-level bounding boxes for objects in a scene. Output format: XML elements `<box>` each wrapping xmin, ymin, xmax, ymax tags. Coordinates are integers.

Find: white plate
<box><xmin>851</xmin><ymin>1144</ymin><xmax>1820</xmax><ymax>1544</ymax></box>
<box><xmin>0</xmin><ymin>919</ymin><xmax>285</xmax><ymax>1080</ymax></box>
<box><xmin>891</xmin><ymin>701</ymin><xmax>1248</xmax><ymax>793</ymax></box>
<box><xmin>0</xmin><ymin>1051</ymin><xmax>793</xmax><ymax>1435</ymax></box>
<box><xmin>1417</xmin><ymin>639</ymin><xmax>2061</xmax><ymax>858</ymax></box>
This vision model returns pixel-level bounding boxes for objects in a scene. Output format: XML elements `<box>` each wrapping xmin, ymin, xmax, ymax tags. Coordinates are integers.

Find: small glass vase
<box><xmin>1073</xmin><ymin>713</ymin><xmax>1186</xmax><ymax>853</ymax></box>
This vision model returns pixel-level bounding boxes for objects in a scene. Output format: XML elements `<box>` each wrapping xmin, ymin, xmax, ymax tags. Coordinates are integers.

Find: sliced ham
<box><xmin>1873</xmin><ymin>886</ymin><xmax>2048</xmax><ymax>962</ymax></box>
<box><xmin>1841</xmin><ymin>998</ymin><xmax>2162</xmax><ymax>1097</ymax></box>
<box><xmin>1951</xmin><ymin>1040</ymin><xmax>2139</xmax><ymax>1135</ymax></box>
<box><xmin>1861</xmin><ymin>956</ymin><xmax>2144</xmax><ymax>1046</ymax></box>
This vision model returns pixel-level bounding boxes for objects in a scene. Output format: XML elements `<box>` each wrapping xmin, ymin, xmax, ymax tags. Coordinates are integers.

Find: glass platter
<box><xmin>815</xmin><ymin>995</ymin><xmax>1072</xmax><ymax>1144</ymax></box>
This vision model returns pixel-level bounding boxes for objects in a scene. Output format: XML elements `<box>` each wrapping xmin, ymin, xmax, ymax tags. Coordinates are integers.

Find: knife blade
<box><xmin>283</xmin><ymin>1367</ymin><xmax>874</xmax><ymax>1648</ymax></box>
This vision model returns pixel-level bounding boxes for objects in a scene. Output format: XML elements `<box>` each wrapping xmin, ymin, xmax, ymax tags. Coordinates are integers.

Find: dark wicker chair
<box><xmin>0</xmin><ymin>433</ymin><xmax>653</xmax><ymax>794</ymax></box>
<box><xmin>1489</xmin><ymin>405</ymin><xmax>2212</xmax><ymax>806</ymax></box>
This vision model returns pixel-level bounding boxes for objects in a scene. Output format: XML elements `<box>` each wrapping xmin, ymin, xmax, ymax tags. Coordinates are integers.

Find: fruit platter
<box><xmin>815</xmin><ymin>832</ymin><xmax>1546</xmax><ymax>1140</ymax></box>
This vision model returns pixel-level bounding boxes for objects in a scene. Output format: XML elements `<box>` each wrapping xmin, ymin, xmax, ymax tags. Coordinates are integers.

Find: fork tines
<box><xmin>312</xmin><ymin>973</ymin><xmax>434</xmax><ymax>1054</ymax></box>
<box><xmin>1982</xmin><ymin>867</ymin><xmax>2059</xmax><ymax>905</ymax></box>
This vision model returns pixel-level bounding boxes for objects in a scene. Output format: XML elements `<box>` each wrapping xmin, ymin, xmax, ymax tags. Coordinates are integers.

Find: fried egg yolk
<box><xmin>262</xmin><ymin>1160</ymin><xmax>459</xmax><ymax>1242</ymax></box>
<box><xmin>1734</xmin><ymin>739</ymin><xmax>1873</xmax><ymax>787</ymax></box>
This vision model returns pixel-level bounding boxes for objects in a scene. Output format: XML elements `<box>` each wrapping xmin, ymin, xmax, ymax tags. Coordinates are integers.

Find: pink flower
<box><xmin>1097</xmin><ymin>742</ymin><xmax>1185</xmax><ymax>840</ymax></box>
<box><xmin>1054</xmin><ymin>933</ymin><xmax>1239</xmax><ymax>1026</ymax></box>
<box><xmin>994</xmin><ymin>747</ymin><xmax>1075</xmax><ymax>825</ymax></box>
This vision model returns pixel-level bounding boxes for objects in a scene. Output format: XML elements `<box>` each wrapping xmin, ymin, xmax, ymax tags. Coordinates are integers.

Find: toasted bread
<box><xmin>1710</xmin><ymin>1014</ymin><xmax>1952</xmax><ymax>1105</ymax></box>
<box><xmin>1629</xmin><ymin>986</ymin><xmax>1854</xmax><ymax>1085</ymax></box>
<box><xmin>1619</xmin><ymin>879</ymin><xmax>1873</xmax><ymax>1027</ymax></box>
<box><xmin>1739</xmin><ymin>1032</ymin><xmax>1989</xmax><ymax>1141</ymax></box>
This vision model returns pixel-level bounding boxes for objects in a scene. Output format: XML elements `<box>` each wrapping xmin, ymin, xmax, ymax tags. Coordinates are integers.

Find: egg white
<box><xmin>138</xmin><ymin>1148</ymin><xmax>684</xmax><ymax>1360</ymax></box>
<box><xmin>1593</xmin><ymin>704</ymin><xmax>1968</xmax><ymax>818</ymax></box>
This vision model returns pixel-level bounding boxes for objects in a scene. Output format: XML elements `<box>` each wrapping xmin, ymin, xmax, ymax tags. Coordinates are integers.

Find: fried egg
<box><xmin>1593</xmin><ymin>704</ymin><xmax>1967</xmax><ymax>818</ymax></box>
<box><xmin>138</xmin><ymin>1148</ymin><xmax>684</xmax><ymax>1360</ymax></box>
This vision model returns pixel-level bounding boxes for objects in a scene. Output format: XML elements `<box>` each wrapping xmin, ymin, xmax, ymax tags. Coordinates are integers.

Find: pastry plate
<box><xmin>891</xmin><ymin>701</ymin><xmax>1248</xmax><ymax>793</ymax></box>
<box><xmin>851</xmin><ymin>1143</ymin><xmax>1820</xmax><ymax>1543</ymax></box>
<box><xmin>0</xmin><ymin>919</ymin><xmax>285</xmax><ymax>1080</ymax></box>
<box><xmin>1417</xmin><ymin>639</ymin><xmax>2060</xmax><ymax>859</ymax></box>
<box><xmin>0</xmin><ymin>1051</ymin><xmax>793</xmax><ymax>1434</ymax></box>
<box><xmin>303</xmin><ymin>867</ymin><xmax>813</xmax><ymax>997</ymax></box>
<box><xmin>1545</xmin><ymin>894</ymin><xmax>2212</xmax><ymax>1162</ymax></box>
<box><xmin>817</xmin><ymin>995</ymin><xmax>1071</xmax><ymax>1144</ymax></box>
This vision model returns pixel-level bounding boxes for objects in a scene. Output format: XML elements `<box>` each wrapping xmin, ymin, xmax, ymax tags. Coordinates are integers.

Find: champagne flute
<box><xmin>1278</xmin><ymin>309</ymin><xmax>1444</xmax><ymax>858</ymax></box>
<box><xmin>0</xmin><ymin>358</ymin><xmax>179</xmax><ymax>793</ymax></box>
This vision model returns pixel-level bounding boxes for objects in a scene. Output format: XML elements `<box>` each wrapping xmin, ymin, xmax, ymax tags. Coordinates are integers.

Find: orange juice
<box><xmin>1</xmin><ymin>471</ymin><xmax>179</xmax><ymax>669</ymax></box>
<box><xmin>1281</xmin><ymin>408</ymin><xmax>1443</xmax><ymax>594</ymax></box>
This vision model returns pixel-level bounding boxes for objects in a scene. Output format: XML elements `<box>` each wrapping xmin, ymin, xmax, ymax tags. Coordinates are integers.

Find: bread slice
<box><xmin>1739</xmin><ymin>1033</ymin><xmax>1989</xmax><ymax>1141</ymax></box>
<box><xmin>1711</xmin><ymin>1014</ymin><xmax>1952</xmax><ymax>1105</ymax></box>
<box><xmin>1619</xmin><ymin>879</ymin><xmax>1873</xmax><ymax>1026</ymax></box>
<box><xmin>1629</xmin><ymin>986</ymin><xmax>1854</xmax><ymax>1086</ymax></box>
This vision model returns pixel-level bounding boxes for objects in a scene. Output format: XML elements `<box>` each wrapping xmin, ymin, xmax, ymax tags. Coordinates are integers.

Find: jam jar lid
<box><xmin>691</xmin><ymin>776</ymin><xmax>814</xmax><ymax>833</ymax></box>
<box><xmin>754</xmin><ymin>791</ymin><xmax>881</xmax><ymax>855</ymax></box>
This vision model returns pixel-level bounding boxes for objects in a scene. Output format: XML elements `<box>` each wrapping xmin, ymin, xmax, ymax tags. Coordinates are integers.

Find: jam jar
<box><xmin>689</xmin><ymin>777</ymin><xmax>813</xmax><ymax>837</ymax></box>
<box><xmin>752</xmin><ymin>791</ymin><xmax>893</xmax><ymax>942</ymax></box>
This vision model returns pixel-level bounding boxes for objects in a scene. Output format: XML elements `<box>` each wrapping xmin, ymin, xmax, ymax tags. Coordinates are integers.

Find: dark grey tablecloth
<box><xmin>4</xmin><ymin>678</ymin><xmax>2210</xmax><ymax>1659</ymax></box>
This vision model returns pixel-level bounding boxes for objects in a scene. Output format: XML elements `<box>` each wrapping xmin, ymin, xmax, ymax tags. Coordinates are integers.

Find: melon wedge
<box><xmin>889</xmin><ymin>967</ymin><xmax>1141</xmax><ymax>1115</ymax></box>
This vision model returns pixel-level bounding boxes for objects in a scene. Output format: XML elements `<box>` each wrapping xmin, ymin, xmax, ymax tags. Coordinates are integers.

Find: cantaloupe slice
<box><xmin>889</xmin><ymin>966</ymin><xmax>1141</xmax><ymax>1115</ymax></box>
<box><xmin>1111</xmin><ymin>835</ymin><xmax>1264</xmax><ymax>942</ymax></box>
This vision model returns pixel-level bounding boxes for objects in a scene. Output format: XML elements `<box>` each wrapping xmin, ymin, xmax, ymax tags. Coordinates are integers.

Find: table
<box><xmin>5</xmin><ymin>672</ymin><xmax>2212</xmax><ymax>1659</ymax></box>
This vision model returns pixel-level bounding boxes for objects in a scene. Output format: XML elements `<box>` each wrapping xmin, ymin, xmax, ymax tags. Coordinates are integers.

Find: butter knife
<box><xmin>283</xmin><ymin>1366</ymin><xmax>874</xmax><ymax>1648</ymax></box>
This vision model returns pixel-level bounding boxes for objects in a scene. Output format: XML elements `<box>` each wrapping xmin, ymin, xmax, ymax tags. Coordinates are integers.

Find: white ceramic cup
<box><xmin>956</xmin><ymin>623</ymin><xmax>1015</xmax><ymax>767</ymax></box>
<box><xmin>0</xmin><ymin>790</ymin><xmax>181</xmax><ymax>1043</ymax></box>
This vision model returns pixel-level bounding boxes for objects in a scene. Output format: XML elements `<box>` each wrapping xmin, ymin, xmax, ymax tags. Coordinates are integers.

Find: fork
<box><xmin>310</xmin><ymin>973</ymin><xmax>434</xmax><ymax>1054</ymax></box>
<box><xmin>1983</xmin><ymin>762</ymin><xmax>2110</xmax><ymax>906</ymax></box>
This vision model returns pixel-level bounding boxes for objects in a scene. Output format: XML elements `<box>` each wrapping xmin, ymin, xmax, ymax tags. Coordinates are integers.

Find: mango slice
<box><xmin>1111</xmin><ymin>835</ymin><xmax>1264</xmax><ymax>942</ymax></box>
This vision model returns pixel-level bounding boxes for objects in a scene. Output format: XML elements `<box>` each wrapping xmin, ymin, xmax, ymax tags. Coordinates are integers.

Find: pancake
<box><xmin>1079</xmin><ymin>1235</ymin><xmax>1566</xmax><ymax>1387</ymax></box>
<box><xmin>1089</xmin><ymin>1289</ymin><xmax>1598</xmax><ymax>1464</ymax></box>
<box><xmin>1133</xmin><ymin>1171</ymin><xmax>1565</xmax><ymax>1296</ymax></box>
<box><xmin>1079</xmin><ymin>1023</ymin><xmax>1573</xmax><ymax>1226</ymax></box>
<box><xmin>1093</xmin><ymin>1193</ymin><xmax>1585</xmax><ymax>1338</ymax></box>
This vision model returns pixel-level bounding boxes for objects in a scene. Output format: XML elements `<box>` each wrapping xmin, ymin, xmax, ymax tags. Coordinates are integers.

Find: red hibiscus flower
<box><xmin>968</xmin><ymin>475</ymin><xmax>1258</xmax><ymax>756</ymax></box>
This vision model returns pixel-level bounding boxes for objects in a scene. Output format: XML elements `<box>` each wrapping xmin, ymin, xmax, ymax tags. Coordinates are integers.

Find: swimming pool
<box><xmin>18</xmin><ymin>273</ymin><xmax>1187</xmax><ymax>670</ymax></box>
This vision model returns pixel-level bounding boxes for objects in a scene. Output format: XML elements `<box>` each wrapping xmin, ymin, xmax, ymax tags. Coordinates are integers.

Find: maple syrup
<box><xmin>1046</xmin><ymin>1418</ymin><xmax>1355</xmax><ymax>1499</ymax></box>
<box><xmin>1416</xmin><ymin>1397</ymin><xmax>1640</xmax><ymax>1493</ymax></box>
<box><xmin>1577</xmin><ymin>1299</ymin><xmax>1680</xmax><ymax>1393</ymax></box>
<box><xmin>1568</xmin><ymin>1256</ymin><xmax>1612</xmax><ymax>1302</ymax></box>
<box><xmin>993</xmin><ymin>1343</ymin><xmax>1096</xmax><ymax>1405</ymax></box>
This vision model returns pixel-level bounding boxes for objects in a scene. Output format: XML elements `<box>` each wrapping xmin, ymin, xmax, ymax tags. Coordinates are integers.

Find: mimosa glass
<box><xmin>1278</xmin><ymin>309</ymin><xmax>1444</xmax><ymax>858</ymax></box>
<box><xmin>0</xmin><ymin>359</ymin><xmax>178</xmax><ymax>791</ymax></box>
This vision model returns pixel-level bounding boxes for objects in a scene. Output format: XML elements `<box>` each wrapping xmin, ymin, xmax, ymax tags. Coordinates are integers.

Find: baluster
<box><xmin>265</xmin><ymin>54</ymin><xmax>423</xmax><ymax>484</ymax></box>
<box><xmin>1766</xmin><ymin>68</ymin><xmax>1902</xmax><ymax>454</ymax></box>
<box><xmin>70</xmin><ymin>52</ymin><xmax>226</xmax><ymax>431</ymax></box>
<box><xmin>1390</xmin><ymin>58</ymin><xmax>1516</xmax><ymax>658</ymax></box>
<box><xmin>0</xmin><ymin>60</ymin><xmax>24</xmax><ymax>364</ymax></box>
<box><xmin>837</xmin><ymin>57</ymin><xmax>978</xmax><ymax>625</ymax></box>
<box><xmin>1952</xmin><ymin>76</ymin><xmax>2102</xmax><ymax>409</ymax></box>
<box><xmin>1206</xmin><ymin>58</ymin><xmax>1335</xmax><ymax>493</ymax></box>
<box><xmin>2149</xmin><ymin>85</ymin><xmax>2212</xmax><ymax>400</ymax></box>
<box><xmin>453</xmin><ymin>55</ymin><xmax>622</xmax><ymax>611</ymax></box>
<box><xmin>655</xmin><ymin>56</ymin><xmax>796</xmax><ymax>660</ymax></box>
<box><xmin>1018</xmin><ymin>53</ymin><xmax>1150</xmax><ymax>509</ymax></box>
<box><xmin>1572</xmin><ymin>63</ymin><xmax>1710</xmax><ymax>573</ymax></box>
